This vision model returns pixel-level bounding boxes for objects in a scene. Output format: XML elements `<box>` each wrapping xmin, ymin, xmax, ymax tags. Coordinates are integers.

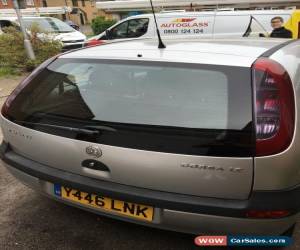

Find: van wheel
<box><xmin>282</xmin><ymin>224</ymin><xmax>296</xmax><ymax>237</ymax></box>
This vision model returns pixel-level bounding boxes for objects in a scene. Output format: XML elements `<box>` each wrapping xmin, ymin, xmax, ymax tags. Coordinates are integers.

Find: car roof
<box><xmin>60</xmin><ymin>37</ymin><xmax>286</xmax><ymax>67</ymax></box>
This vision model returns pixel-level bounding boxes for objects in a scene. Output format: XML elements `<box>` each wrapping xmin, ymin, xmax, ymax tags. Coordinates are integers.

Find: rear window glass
<box><xmin>9</xmin><ymin>59</ymin><xmax>252</xmax><ymax>131</ymax></box>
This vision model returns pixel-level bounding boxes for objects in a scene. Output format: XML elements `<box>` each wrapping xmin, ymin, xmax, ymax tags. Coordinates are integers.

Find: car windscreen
<box><xmin>6</xmin><ymin>58</ymin><xmax>254</xmax><ymax>157</ymax></box>
<box><xmin>23</xmin><ymin>18</ymin><xmax>74</xmax><ymax>33</ymax></box>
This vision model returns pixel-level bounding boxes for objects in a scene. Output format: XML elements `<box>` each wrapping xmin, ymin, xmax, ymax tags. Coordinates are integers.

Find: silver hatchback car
<box><xmin>1</xmin><ymin>38</ymin><xmax>300</xmax><ymax>236</ymax></box>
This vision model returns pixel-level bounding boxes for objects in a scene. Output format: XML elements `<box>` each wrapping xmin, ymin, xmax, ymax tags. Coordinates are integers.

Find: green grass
<box><xmin>0</xmin><ymin>67</ymin><xmax>21</xmax><ymax>78</ymax></box>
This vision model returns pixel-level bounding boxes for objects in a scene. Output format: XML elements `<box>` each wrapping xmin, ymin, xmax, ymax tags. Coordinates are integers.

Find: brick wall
<box><xmin>45</xmin><ymin>0</ymin><xmax>106</xmax><ymax>24</ymax></box>
<box><xmin>0</xmin><ymin>0</ymin><xmax>14</xmax><ymax>9</ymax></box>
<box><xmin>0</xmin><ymin>0</ymin><xmax>43</xmax><ymax>9</ymax></box>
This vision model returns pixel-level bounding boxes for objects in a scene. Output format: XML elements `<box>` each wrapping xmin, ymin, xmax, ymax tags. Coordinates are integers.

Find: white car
<box><xmin>0</xmin><ymin>16</ymin><xmax>86</xmax><ymax>50</ymax></box>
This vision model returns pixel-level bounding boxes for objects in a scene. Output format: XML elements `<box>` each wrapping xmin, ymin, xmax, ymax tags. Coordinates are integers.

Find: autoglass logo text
<box><xmin>160</xmin><ymin>18</ymin><xmax>209</xmax><ymax>28</ymax></box>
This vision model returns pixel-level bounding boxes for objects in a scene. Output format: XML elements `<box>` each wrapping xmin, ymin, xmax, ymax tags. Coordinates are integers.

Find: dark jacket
<box><xmin>270</xmin><ymin>27</ymin><xmax>293</xmax><ymax>38</ymax></box>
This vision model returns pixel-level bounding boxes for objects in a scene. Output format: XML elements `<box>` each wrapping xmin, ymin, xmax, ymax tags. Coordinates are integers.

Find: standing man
<box><xmin>270</xmin><ymin>16</ymin><xmax>293</xmax><ymax>38</ymax></box>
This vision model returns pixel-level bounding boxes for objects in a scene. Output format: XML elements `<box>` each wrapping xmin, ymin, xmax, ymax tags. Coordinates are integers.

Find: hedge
<box><xmin>91</xmin><ymin>16</ymin><xmax>117</xmax><ymax>35</ymax></box>
<box><xmin>0</xmin><ymin>26</ymin><xmax>62</xmax><ymax>74</ymax></box>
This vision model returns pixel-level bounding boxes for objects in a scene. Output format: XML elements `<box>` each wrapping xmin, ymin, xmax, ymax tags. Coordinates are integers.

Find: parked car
<box><xmin>0</xmin><ymin>16</ymin><xmax>86</xmax><ymax>50</ymax></box>
<box><xmin>64</xmin><ymin>20</ymin><xmax>80</xmax><ymax>31</ymax></box>
<box><xmin>85</xmin><ymin>9</ymin><xmax>299</xmax><ymax>47</ymax></box>
<box><xmin>1</xmin><ymin>37</ymin><xmax>300</xmax><ymax>237</ymax></box>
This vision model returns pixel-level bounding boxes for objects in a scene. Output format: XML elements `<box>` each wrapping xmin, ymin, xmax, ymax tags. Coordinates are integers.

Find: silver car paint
<box><xmin>253</xmin><ymin>40</ymin><xmax>300</xmax><ymax>191</ymax></box>
<box><xmin>1</xmin><ymin>38</ymin><xmax>300</xmax><ymax>235</ymax></box>
<box><xmin>4</xmin><ymin>164</ymin><xmax>298</xmax><ymax>235</ymax></box>
<box><xmin>61</xmin><ymin>38</ymin><xmax>285</xmax><ymax>68</ymax></box>
<box><xmin>0</xmin><ymin>116</ymin><xmax>253</xmax><ymax>199</ymax></box>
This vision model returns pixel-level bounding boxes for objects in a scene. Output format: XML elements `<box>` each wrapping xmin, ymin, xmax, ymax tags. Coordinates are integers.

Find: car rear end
<box><xmin>0</xmin><ymin>39</ymin><xmax>299</xmax><ymax>235</ymax></box>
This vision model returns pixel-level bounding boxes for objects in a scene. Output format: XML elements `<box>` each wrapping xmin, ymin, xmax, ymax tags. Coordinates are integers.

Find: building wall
<box><xmin>71</xmin><ymin>0</ymin><xmax>98</xmax><ymax>23</ymax></box>
<box><xmin>45</xmin><ymin>0</ymin><xmax>108</xmax><ymax>25</ymax></box>
<box><xmin>0</xmin><ymin>0</ymin><xmax>43</xmax><ymax>9</ymax></box>
<box><xmin>0</xmin><ymin>0</ymin><xmax>13</xmax><ymax>9</ymax></box>
<box><xmin>43</xmin><ymin>0</ymin><xmax>65</xmax><ymax>8</ymax></box>
<box><xmin>0</xmin><ymin>0</ymin><xmax>112</xmax><ymax>25</ymax></box>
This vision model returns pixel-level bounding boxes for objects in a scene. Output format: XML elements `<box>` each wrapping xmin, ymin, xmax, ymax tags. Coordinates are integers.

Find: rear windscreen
<box><xmin>6</xmin><ymin>59</ymin><xmax>254</xmax><ymax>157</ymax></box>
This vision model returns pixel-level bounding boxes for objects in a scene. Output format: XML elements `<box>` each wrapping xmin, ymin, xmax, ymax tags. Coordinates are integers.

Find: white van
<box><xmin>0</xmin><ymin>16</ymin><xmax>86</xmax><ymax>50</ymax></box>
<box><xmin>86</xmin><ymin>9</ymin><xmax>299</xmax><ymax>46</ymax></box>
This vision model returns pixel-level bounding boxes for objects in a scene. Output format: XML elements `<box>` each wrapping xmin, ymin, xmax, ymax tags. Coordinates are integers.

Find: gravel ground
<box><xmin>0</xmin><ymin>75</ymin><xmax>299</xmax><ymax>250</ymax></box>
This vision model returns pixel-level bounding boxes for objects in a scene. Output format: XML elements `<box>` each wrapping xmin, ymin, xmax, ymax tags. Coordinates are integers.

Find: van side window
<box><xmin>110</xmin><ymin>18</ymin><xmax>149</xmax><ymax>39</ymax></box>
<box><xmin>243</xmin><ymin>16</ymin><xmax>268</xmax><ymax>37</ymax></box>
<box><xmin>127</xmin><ymin>18</ymin><xmax>149</xmax><ymax>38</ymax></box>
<box><xmin>110</xmin><ymin>21</ymin><xmax>129</xmax><ymax>39</ymax></box>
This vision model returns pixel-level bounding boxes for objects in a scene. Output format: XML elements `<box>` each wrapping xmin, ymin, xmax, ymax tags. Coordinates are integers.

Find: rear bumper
<box><xmin>1</xmin><ymin>141</ymin><xmax>299</xmax><ymax>235</ymax></box>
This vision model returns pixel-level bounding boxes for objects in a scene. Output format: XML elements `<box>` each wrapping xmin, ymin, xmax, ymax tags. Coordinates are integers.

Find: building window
<box><xmin>72</xmin><ymin>0</ymin><xmax>78</xmax><ymax>7</ymax></box>
<box><xmin>81</xmin><ymin>0</ymin><xmax>85</xmax><ymax>7</ymax></box>
<box><xmin>26</xmin><ymin>0</ymin><xmax>35</xmax><ymax>6</ymax></box>
<box><xmin>42</xmin><ymin>0</ymin><xmax>47</xmax><ymax>7</ymax></box>
<box><xmin>1</xmin><ymin>0</ymin><xmax>8</xmax><ymax>5</ymax></box>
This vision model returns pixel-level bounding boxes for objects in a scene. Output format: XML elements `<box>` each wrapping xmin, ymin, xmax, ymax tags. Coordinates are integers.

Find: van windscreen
<box><xmin>6</xmin><ymin>59</ymin><xmax>254</xmax><ymax>157</ymax></box>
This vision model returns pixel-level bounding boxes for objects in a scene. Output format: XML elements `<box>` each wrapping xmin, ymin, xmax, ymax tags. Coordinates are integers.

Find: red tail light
<box><xmin>246</xmin><ymin>210</ymin><xmax>290</xmax><ymax>219</ymax></box>
<box><xmin>1</xmin><ymin>56</ymin><xmax>58</xmax><ymax>119</ymax></box>
<box><xmin>84</xmin><ymin>39</ymin><xmax>104</xmax><ymax>47</ymax></box>
<box><xmin>253</xmin><ymin>58</ymin><xmax>295</xmax><ymax>156</ymax></box>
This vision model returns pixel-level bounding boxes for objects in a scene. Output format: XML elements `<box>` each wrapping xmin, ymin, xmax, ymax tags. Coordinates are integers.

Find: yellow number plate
<box><xmin>54</xmin><ymin>184</ymin><xmax>154</xmax><ymax>222</ymax></box>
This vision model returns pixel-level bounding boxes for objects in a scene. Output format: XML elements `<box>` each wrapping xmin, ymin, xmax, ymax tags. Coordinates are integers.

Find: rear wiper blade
<box><xmin>17</xmin><ymin>121</ymin><xmax>100</xmax><ymax>136</ymax></box>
